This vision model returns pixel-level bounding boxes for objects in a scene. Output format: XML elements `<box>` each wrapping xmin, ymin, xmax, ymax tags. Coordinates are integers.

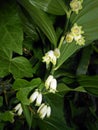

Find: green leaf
<box><xmin>29</xmin><ymin>0</ymin><xmax>67</xmax><ymax>15</ymax></box>
<box><xmin>10</xmin><ymin>57</ymin><xmax>33</xmax><ymax>79</ymax></box>
<box><xmin>0</xmin><ymin>111</ymin><xmax>14</xmax><ymax>123</ymax></box>
<box><xmin>38</xmin><ymin>94</ymin><xmax>73</xmax><ymax>130</ymax></box>
<box><xmin>15</xmin><ymin>78</ymin><xmax>41</xmax><ymax>105</ymax></box>
<box><xmin>0</xmin><ymin>48</ymin><xmax>33</xmax><ymax>78</ymax></box>
<box><xmin>22</xmin><ymin>104</ymin><xmax>32</xmax><ymax>129</ymax></box>
<box><xmin>76</xmin><ymin>46</ymin><xmax>92</xmax><ymax>75</ymax></box>
<box><xmin>0</xmin><ymin>48</ymin><xmax>12</xmax><ymax>77</ymax></box>
<box><xmin>13</xmin><ymin>79</ymin><xmax>30</xmax><ymax>90</ymax></box>
<box><xmin>18</xmin><ymin>0</ymin><xmax>57</xmax><ymax>46</ymax></box>
<box><xmin>77</xmin><ymin>75</ymin><xmax>98</xmax><ymax>96</ymax></box>
<box><xmin>0</xmin><ymin>0</ymin><xmax>23</xmax><ymax>54</ymax></box>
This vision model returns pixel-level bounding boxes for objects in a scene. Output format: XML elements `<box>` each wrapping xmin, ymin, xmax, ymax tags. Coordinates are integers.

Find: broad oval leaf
<box><xmin>10</xmin><ymin>57</ymin><xmax>33</xmax><ymax>79</ymax></box>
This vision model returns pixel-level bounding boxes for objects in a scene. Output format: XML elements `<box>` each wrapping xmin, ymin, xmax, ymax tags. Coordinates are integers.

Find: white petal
<box><xmin>50</xmin><ymin>78</ymin><xmax>57</xmax><ymax>91</ymax></box>
<box><xmin>37</xmin><ymin>103</ymin><xmax>45</xmax><ymax>113</ymax></box>
<box><xmin>35</xmin><ymin>93</ymin><xmax>42</xmax><ymax>106</ymax></box>
<box><xmin>14</xmin><ymin>103</ymin><xmax>21</xmax><ymax>112</ymax></box>
<box><xmin>17</xmin><ymin>107</ymin><xmax>23</xmax><ymax>116</ymax></box>
<box><xmin>39</xmin><ymin>105</ymin><xmax>47</xmax><ymax>119</ymax></box>
<box><xmin>45</xmin><ymin>75</ymin><xmax>53</xmax><ymax>89</ymax></box>
<box><xmin>29</xmin><ymin>90</ymin><xmax>39</xmax><ymax>103</ymax></box>
<box><xmin>54</xmin><ymin>48</ymin><xmax>60</xmax><ymax>58</ymax></box>
<box><xmin>46</xmin><ymin>106</ymin><xmax>51</xmax><ymax>118</ymax></box>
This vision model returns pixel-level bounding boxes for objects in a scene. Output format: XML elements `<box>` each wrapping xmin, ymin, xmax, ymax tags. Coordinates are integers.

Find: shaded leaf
<box><xmin>18</xmin><ymin>0</ymin><xmax>57</xmax><ymax>45</ymax></box>
<box><xmin>29</xmin><ymin>0</ymin><xmax>67</xmax><ymax>15</ymax></box>
<box><xmin>0</xmin><ymin>0</ymin><xmax>23</xmax><ymax>54</ymax></box>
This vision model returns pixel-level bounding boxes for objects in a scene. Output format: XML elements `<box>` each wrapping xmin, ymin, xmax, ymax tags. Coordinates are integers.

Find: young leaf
<box><xmin>18</xmin><ymin>0</ymin><xmax>57</xmax><ymax>46</ymax></box>
<box><xmin>0</xmin><ymin>0</ymin><xmax>23</xmax><ymax>54</ymax></box>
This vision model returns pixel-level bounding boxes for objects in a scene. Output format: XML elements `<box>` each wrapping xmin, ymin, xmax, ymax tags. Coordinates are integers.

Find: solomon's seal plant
<box><xmin>0</xmin><ymin>0</ymin><xmax>98</xmax><ymax>129</ymax></box>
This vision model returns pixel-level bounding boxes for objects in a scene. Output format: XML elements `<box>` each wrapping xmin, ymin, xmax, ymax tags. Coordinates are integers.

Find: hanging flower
<box><xmin>42</xmin><ymin>50</ymin><xmax>56</xmax><ymax>66</ymax></box>
<box><xmin>29</xmin><ymin>89</ymin><xmax>42</xmax><ymax>106</ymax></box>
<box><xmin>70</xmin><ymin>0</ymin><xmax>83</xmax><ymax>14</ymax></box>
<box><xmin>45</xmin><ymin>75</ymin><xmax>57</xmax><ymax>93</ymax></box>
<box><xmin>37</xmin><ymin>103</ymin><xmax>51</xmax><ymax>119</ymax></box>
<box><xmin>42</xmin><ymin>48</ymin><xmax>60</xmax><ymax>66</ymax></box>
<box><xmin>14</xmin><ymin>103</ymin><xmax>23</xmax><ymax>116</ymax></box>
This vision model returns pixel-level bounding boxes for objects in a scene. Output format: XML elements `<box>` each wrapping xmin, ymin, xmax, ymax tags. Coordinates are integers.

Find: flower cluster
<box><xmin>14</xmin><ymin>103</ymin><xmax>23</xmax><ymax>116</ymax></box>
<box><xmin>29</xmin><ymin>88</ymin><xmax>51</xmax><ymax>119</ymax></box>
<box><xmin>70</xmin><ymin>0</ymin><xmax>83</xmax><ymax>14</ymax></box>
<box><xmin>66</xmin><ymin>23</ymin><xmax>85</xmax><ymax>45</ymax></box>
<box><xmin>29</xmin><ymin>89</ymin><xmax>42</xmax><ymax>106</ymax></box>
<box><xmin>45</xmin><ymin>75</ymin><xmax>57</xmax><ymax>93</ymax></box>
<box><xmin>42</xmin><ymin>48</ymin><xmax>60</xmax><ymax>66</ymax></box>
<box><xmin>37</xmin><ymin>103</ymin><xmax>51</xmax><ymax>119</ymax></box>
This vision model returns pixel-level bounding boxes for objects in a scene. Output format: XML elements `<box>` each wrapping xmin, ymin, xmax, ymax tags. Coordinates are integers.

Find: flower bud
<box><xmin>66</xmin><ymin>33</ymin><xmax>74</xmax><ymax>43</ymax></box>
<box><xmin>54</xmin><ymin>48</ymin><xmax>60</xmax><ymax>58</ymax></box>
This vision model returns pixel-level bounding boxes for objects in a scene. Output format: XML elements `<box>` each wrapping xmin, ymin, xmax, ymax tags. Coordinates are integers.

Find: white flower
<box><xmin>49</xmin><ymin>78</ymin><xmax>57</xmax><ymax>93</ymax></box>
<box><xmin>45</xmin><ymin>75</ymin><xmax>57</xmax><ymax>93</ymax></box>
<box><xmin>35</xmin><ymin>92</ymin><xmax>42</xmax><ymax>106</ymax></box>
<box><xmin>14</xmin><ymin>103</ymin><xmax>23</xmax><ymax>116</ymax></box>
<box><xmin>54</xmin><ymin>48</ymin><xmax>60</xmax><ymax>58</ymax></box>
<box><xmin>37</xmin><ymin>103</ymin><xmax>51</xmax><ymax>119</ymax></box>
<box><xmin>42</xmin><ymin>50</ymin><xmax>56</xmax><ymax>66</ymax></box>
<box><xmin>76</xmin><ymin>36</ymin><xmax>85</xmax><ymax>45</ymax></box>
<box><xmin>46</xmin><ymin>106</ymin><xmax>51</xmax><ymax>118</ymax></box>
<box><xmin>71</xmin><ymin>23</ymin><xmax>84</xmax><ymax>36</ymax></box>
<box><xmin>29</xmin><ymin>89</ymin><xmax>42</xmax><ymax>106</ymax></box>
<box><xmin>29</xmin><ymin>89</ymin><xmax>39</xmax><ymax>103</ymax></box>
<box><xmin>45</xmin><ymin>75</ymin><xmax>53</xmax><ymax>89</ymax></box>
<box><xmin>70</xmin><ymin>0</ymin><xmax>83</xmax><ymax>14</ymax></box>
<box><xmin>66</xmin><ymin>32</ymin><xmax>74</xmax><ymax>43</ymax></box>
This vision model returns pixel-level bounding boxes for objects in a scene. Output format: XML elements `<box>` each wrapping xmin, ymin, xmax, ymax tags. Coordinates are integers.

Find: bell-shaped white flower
<box><xmin>45</xmin><ymin>75</ymin><xmax>53</xmax><ymax>89</ymax></box>
<box><xmin>35</xmin><ymin>92</ymin><xmax>42</xmax><ymax>106</ymax></box>
<box><xmin>29</xmin><ymin>89</ymin><xmax>39</xmax><ymax>103</ymax></box>
<box><xmin>14</xmin><ymin>103</ymin><xmax>23</xmax><ymax>116</ymax></box>
<box><xmin>29</xmin><ymin>89</ymin><xmax>43</xmax><ymax>106</ymax></box>
<box><xmin>49</xmin><ymin>78</ymin><xmax>57</xmax><ymax>93</ymax></box>
<box><xmin>37</xmin><ymin>103</ymin><xmax>51</xmax><ymax>119</ymax></box>
<box><xmin>76</xmin><ymin>36</ymin><xmax>85</xmax><ymax>45</ymax></box>
<box><xmin>42</xmin><ymin>50</ymin><xmax>58</xmax><ymax>66</ymax></box>
<box><xmin>45</xmin><ymin>75</ymin><xmax>57</xmax><ymax>93</ymax></box>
